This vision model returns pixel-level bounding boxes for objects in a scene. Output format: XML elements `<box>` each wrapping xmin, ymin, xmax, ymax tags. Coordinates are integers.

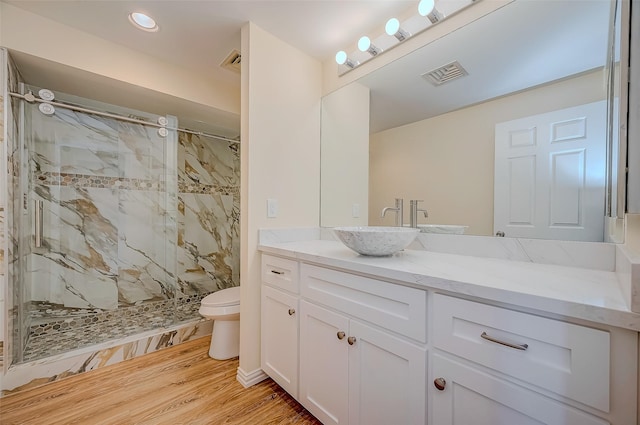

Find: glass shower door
<box><xmin>16</xmin><ymin>88</ymin><xmax>177</xmax><ymax>362</ymax></box>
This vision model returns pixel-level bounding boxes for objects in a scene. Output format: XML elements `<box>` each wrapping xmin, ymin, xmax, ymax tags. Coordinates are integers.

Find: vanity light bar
<box><xmin>335</xmin><ymin>0</ymin><xmax>478</xmax><ymax>76</ymax></box>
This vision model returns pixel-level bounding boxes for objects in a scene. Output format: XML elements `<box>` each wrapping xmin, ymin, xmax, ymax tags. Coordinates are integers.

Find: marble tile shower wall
<box><xmin>176</xmin><ymin>131</ymin><xmax>240</xmax><ymax>295</ymax></box>
<box><xmin>10</xmin><ymin>91</ymin><xmax>239</xmax><ymax>362</ymax></box>
<box><xmin>27</xmin><ymin>105</ymin><xmax>176</xmax><ymax>310</ymax></box>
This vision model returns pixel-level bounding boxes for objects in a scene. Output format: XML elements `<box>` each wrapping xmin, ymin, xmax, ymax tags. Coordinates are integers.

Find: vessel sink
<box><xmin>333</xmin><ymin>226</ymin><xmax>420</xmax><ymax>256</ymax></box>
<box><xmin>416</xmin><ymin>224</ymin><xmax>468</xmax><ymax>234</ymax></box>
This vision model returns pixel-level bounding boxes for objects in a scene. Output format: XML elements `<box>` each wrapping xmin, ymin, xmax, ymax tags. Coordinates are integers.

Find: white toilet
<box><xmin>198</xmin><ymin>286</ymin><xmax>240</xmax><ymax>360</ymax></box>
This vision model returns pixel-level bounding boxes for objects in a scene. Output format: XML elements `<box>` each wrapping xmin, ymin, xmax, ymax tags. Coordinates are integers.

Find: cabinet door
<box><xmin>431</xmin><ymin>354</ymin><xmax>609</xmax><ymax>425</ymax></box>
<box><xmin>348</xmin><ymin>320</ymin><xmax>427</xmax><ymax>425</ymax></box>
<box><xmin>261</xmin><ymin>285</ymin><xmax>299</xmax><ymax>398</ymax></box>
<box><xmin>299</xmin><ymin>300</ymin><xmax>349</xmax><ymax>425</ymax></box>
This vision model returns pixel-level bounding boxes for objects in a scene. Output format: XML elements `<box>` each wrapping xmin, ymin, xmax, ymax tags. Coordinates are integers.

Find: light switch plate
<box><xmin>267</xmin><ymin>198</ymin><xmax>278</xmax><ymax>218</ymax></box>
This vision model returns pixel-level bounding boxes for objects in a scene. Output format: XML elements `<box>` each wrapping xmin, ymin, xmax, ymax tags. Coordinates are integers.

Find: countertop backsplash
<box><xmin>260</xmin><ymin>227</ymin><xmax>616</xmax><ymax>270</ymax></box>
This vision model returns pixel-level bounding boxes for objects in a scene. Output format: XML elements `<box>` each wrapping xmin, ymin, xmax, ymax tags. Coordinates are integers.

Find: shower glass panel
<box><xmin>15</xmin><ymin>86</ymin><xmax>178</xmax><ymax>363</ymax></box>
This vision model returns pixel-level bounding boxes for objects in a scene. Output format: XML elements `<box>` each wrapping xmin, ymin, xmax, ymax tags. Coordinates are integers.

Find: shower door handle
<box><xmin>34</xmin><ymin>199</ymin><xmax>43</xmax><ymax>248</ymax></box>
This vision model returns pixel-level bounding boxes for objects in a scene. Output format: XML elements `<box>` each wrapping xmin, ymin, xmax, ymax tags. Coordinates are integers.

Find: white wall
<box><xmin>321</xmin><ymin>82</ymin><xmax>370</xmax><ymax>227</ymax></box>
<box><xmin>239</xmin><ymin>22</ymin><xmax>321</xmax><ymax>381</ymax></box>
<box><xmin>370</xmin><ymin>69</ymin><xmax>606</xmax><ymax>235</ymax></box>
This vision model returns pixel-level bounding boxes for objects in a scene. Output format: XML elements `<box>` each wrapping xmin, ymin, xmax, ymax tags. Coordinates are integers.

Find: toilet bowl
<box><xmin>199</xmin><ymin>286</ymin><xmax>240</xmax><ymax>360</ymax></box>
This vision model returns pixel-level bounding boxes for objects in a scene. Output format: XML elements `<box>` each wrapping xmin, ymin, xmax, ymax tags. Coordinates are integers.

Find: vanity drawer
<box><xmin>432</xmin><ymin>294</ymin><xmax>610</xmax><ymax>412</ymax></box>
<box><xmin>300</xmin><ymin>263</ymin><xmax>427</xmax><ymax>342</ymax></box>
<box><xmin>262</xmin><ymin>254</ymin><xmax>299</xmax><ymax>293</ymax></box>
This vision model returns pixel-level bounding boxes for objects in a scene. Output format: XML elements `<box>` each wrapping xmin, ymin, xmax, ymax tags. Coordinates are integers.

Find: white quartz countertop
<box><xmin>259</xmin><ymin>239</ymin><xmax>640</xmax><ymax>332</ymax></box>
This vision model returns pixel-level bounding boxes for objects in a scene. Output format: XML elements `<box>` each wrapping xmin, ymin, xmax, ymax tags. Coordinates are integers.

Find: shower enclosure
<box><xmin>5</xmin><ymin>83</ymin><xmax>240</xmax><ymax>365</ymax></box>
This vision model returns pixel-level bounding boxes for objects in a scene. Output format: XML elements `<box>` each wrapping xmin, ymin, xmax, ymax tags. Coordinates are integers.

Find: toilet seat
<box><xmin>201</xmin><ymin>286</ymin><xmax>240</xmax><ymax>307</ymax></box>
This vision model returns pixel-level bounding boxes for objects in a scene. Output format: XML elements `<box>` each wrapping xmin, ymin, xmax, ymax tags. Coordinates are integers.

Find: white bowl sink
<box><xmin>416</xmin><ymin>224</ymin><xmax>468</xmax><ymax>234</ymax></box>
<box><xmin>333</xmin><ymin>226</ymin><xmax>420</xmax><ymax>256</ymax></box>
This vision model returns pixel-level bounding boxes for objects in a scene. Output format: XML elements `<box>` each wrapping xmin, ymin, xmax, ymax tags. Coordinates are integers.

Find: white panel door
<box><xmin>494</xmin><ymin>101</ymin><xmax>606</xmax><ymax>241</ymax></box>
<box><xmin>348</xmin><ymin>320</ymin><xmax>427</xmax><ymax>425</ymax></box>
<box><xmin>261</xmin><ymin>286</ymin><xmax>299</xmax><ymax>398</ymax></box>
<box><xmin>431</xmin><ymin>354</ymin><xmax>609</xmax><ymax>425</ymax></box>
<box><xmin>299</xmin><ymin>301</ymin><xmax>349</xmax><ymax>425</ymax></box>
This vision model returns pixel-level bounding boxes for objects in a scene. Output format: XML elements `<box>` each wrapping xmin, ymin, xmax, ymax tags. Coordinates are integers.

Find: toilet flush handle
<box><xmin>288</xmin><ymin>308</ymin><xmax>295</xmax><ymax>316</ymax></box>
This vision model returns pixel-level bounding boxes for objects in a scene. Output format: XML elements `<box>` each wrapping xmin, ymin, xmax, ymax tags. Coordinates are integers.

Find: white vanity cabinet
<box><xmin>430</xmin><ymin>293</ymin><xmax>638</xmax><ymax>425</ymax></box>
<box><xmin>299</xmin><ymin>264</ymin><xmax>428</xmax><ymax>425</ymax></box>
<box><xmin>261</xmin><ymin>255</ymin><xmax>300</xmax><ymax>398</ymax></box>
<box><xmin>259</xmin><ymin>249</ymin><xmax>638</xmax><ymax>425</ymax></box>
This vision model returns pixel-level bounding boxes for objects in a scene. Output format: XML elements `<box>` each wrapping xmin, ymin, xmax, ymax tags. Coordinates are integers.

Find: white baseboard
<box><xmin>236</xmin><ymin>366</ymin><xmax>268</xmax><ymax>388</ymax></box>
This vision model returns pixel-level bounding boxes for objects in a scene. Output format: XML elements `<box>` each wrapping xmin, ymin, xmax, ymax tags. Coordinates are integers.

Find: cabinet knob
<box><xmin>434</xmin><ymin>377</ymin><xmax>446</xmax><ymax>391</ymax></box>
<box><xmin>337</xmin><ymin>331</ymin><xmax>346</xmax><ymax>340</ymax></box>
<box><xmin>288</xmin><ymin>308</ymin><xmax>295</xmax><ymax>316</ymax></box>
<box><xmin>347</xmin><ymin>336</ymin><xmax>357</xmax><ymax>345</ymax></box>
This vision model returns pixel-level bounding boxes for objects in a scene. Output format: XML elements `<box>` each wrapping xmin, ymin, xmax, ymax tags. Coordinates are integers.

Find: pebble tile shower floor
<box><xmin>22</xmin><ymin>294</ymin><xmax>208</xmax><ymax>362</ymax></box>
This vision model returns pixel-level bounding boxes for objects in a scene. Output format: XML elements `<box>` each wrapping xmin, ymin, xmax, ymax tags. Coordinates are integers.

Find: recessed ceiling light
<box><xmin>128</xmin><ymin>12</ymin><xmax>159</xmax><ymax>32</ymax></box>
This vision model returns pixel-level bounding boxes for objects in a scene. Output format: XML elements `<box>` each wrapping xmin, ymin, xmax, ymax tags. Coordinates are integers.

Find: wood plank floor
<box><xmin>0</xmin><ymin>337</ymin><xmax>322</xmax><ymax>425</ymax></box>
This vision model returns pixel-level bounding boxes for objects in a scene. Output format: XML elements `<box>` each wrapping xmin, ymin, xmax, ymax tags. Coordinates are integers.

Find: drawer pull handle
<box><xmin>337</xmin><ymin>331</ymin><xmax>346</xmax><ymax>340</ymax></box>
<box><xmin>434</xmin><ymin>378</ymin><xmax>446</xmax><ymax>391</ymax></box>
<box><xmin>270</xmin><ymin>270</ymin><xmax>284</xmax><ymax>275</ymax></box>
<box><xmin>481</xmin><ymin>332</ymin><xmax>528</xmax><ymax>351</ymax></box>
<box><xmin>288</xmin><ymin>308</ymin><xmax>295</xmax><ymax>316</ymax></box>
<box><xmin>347</xmin><ymin>336</ymin><xmax>357</xmax><ymax>345</ymax></box>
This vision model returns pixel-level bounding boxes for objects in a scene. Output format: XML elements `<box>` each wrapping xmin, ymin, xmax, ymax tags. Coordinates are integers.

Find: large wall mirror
<box><xmin>320</xmin><ymin>0</ymin><xmax>628</xmax><ymax>243</ymax></box>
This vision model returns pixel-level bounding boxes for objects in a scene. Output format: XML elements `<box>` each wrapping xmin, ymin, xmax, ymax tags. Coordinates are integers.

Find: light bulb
<box><xmin>358</xmin><ymin>36</ymin><xmax>371</xmax><ymax>52</ymax></box>
<box><xmin>385</xmin><ymin>18</ymin><xmax>409</xmax><ymax>41</ymax></box>
<box><xmin>357</xmin><ymin>36</ymin><xmax>381</xmax><ymax>56</ymax></box>
<box><xmin>385</xmin><ymin>18</ymin><xmax>400</xmax><ymax>36</ymax></box>
<box><xmin>129</xmin><ymin>12</ymin><xmax>159</xmax><ymax>31</ymax></box>
<box><xmin>335</xmin><ymin>51</ymin><xmax>356</xmax><ymax>69</ymax></box>
<box><xmin>335</xmin><ymin>51</ymin><xmax>348</xmax><ymax>65</ymax></box>
<box><xmin>418</xmin><ymin>0</ymin><xmax>435</xmax><ymax>17</ymax></box>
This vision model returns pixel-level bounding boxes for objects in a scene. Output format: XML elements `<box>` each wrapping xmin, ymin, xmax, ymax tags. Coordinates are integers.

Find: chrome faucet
<box><xmin>409</xmin><ymin>200</ymin><xmax>428</xmax><ymax>228</ymax></box>
<box><xmin>381</xmin><ymin>198</ymin><xmax>404</xmax><ymax>227</ymax></box>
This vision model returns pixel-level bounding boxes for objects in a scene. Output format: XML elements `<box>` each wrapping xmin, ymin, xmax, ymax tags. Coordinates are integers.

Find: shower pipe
<box><xmin>8</xmin><ymin>91</ymin><xmax>240</xmax><ymax>144</ymax></box>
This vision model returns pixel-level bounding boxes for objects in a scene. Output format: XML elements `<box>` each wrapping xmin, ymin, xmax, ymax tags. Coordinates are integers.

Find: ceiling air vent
<box><xmin>421</xmin><ymin>61</ymin><xmax>468</xmax><ymax>86</ymax></box>
<box><xmin>221</xmin><ymin>49</ymin><xmax>241</xmax><ymax>74</ymax></box>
